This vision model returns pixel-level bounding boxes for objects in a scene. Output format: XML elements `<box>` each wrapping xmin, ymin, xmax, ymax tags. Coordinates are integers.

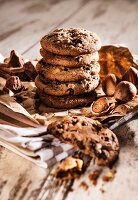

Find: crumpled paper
<box><xmin>0</xmin><ymin>95</ymin><xmax>74</xmax><ymax>168</ymax></box>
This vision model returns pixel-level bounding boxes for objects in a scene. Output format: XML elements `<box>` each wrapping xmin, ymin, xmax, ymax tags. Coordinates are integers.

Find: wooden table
<box><xmin>0</xmin><ymin>0</ymin><xmax>138</xmax><ymax>199</ymax></box>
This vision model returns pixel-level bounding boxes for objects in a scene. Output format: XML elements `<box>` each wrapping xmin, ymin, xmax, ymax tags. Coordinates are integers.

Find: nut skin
<box><xmin>102</xmin><ymin>74</ymin><xmax>117</xmax><ymax>96</ymax></box>
<box><xmin>114</xmin><ymin>81</ymin><xmax>137</xmax><ymax>102</ymax></box>
<box><xmin>122</xmin><ymin>66</ymin><xmax>138</xmax><ymax>88</ymax></box>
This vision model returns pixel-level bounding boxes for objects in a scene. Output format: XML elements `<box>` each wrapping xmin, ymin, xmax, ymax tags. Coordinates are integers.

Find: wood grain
<box><xmin>25</xmin><ymin>0</ymin><xmax>138</xmax><ymax>59</ymax></box>
<box><xmin>0</xmin><ymin>0</ymin><xmax>87</xmax><ymax>57</ymax></box>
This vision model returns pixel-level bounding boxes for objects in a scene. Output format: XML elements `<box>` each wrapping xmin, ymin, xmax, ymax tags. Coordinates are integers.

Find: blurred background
<box><xmin>0</xmin><ymin>0</ymin><xmax>138</xmax><ymax>59</ymax></box>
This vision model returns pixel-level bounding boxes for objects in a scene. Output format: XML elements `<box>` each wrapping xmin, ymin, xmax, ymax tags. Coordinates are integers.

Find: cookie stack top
<box><xmin>35</xmin><ymin>28</ymin><xmax>101</xmax><ymax>109</ymax></box>
<box><xmin>40</xmin><ymin>28</ymin><xmax>101</xmax><ymax>55</ymax></box>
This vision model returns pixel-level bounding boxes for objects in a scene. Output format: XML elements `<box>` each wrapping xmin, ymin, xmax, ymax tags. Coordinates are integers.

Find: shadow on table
<box><xmin>113</xmin><ymin>115</ymin><xmax>138</xmax><ymax>147</ymax></box>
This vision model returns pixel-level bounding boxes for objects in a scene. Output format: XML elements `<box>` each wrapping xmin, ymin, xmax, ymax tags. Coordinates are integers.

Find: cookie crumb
<box><xmin>88</xmin><ymin>169</ymin><xmax>102</xmax><ymax>185</ymax></box>
<box><xmin>102</xmin><ymin>169</ymin><xmax>117</xmax><ymax>182</ymax></box>
<box><xmin>53</xmin><ymin>156</ymin><xmax>83</xmax><ymax>180</ymax></box>
<box><xmin>100</xmin><ymin>188</ymin><xmax>105</xmax><ymax>193</ymax></box>
<box><xmin>80</xmin><ymin>181</ymin><xmax>89</xmax><ymax>191</ymax></box>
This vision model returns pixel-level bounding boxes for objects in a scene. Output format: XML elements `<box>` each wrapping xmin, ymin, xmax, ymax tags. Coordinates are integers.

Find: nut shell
<box><xmin>113</xmin><ymin>104</ymin><xmax>130</xmax><ymax>115</ymax></box>
<box><xmin>102</xmin><ymin>74</ymin><xmax>117</xmax><ymax>96</ymax></box>
<box><xmin>91</xmin><ymin>97</ymin><xmax>115</xmax><ymax>116</ymax></box>
<box><xmin>122</xmin><ymin>66</ymin><xmax>138</xmax><ymax>88</ymax></box>
<box><xmin>114</xmin><ymin>81</ymin><xmax>137</xmax><ymax>102</ymax></box>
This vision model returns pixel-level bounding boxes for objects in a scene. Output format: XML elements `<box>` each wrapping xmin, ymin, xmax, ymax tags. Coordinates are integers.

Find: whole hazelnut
<box><xmin>114</xmin><ymin>81</ymin><xmax>137</xmax><ymax>102</ymax></box>
<box><xmin>122</xmin><ymin>66</ymin><xmax>138</xmax><ymax>88</ymax></box>
<box><xmin>102</xmin><ymin>74</ymin><xmax>117</xmax><ymax>96</ymax></box>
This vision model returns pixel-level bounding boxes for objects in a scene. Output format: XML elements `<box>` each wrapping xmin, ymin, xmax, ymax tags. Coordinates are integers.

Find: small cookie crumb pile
<box><xmin>35</xmin><ymin>28</ymin><xmax>101</xmax><ymax>108</ymax></box>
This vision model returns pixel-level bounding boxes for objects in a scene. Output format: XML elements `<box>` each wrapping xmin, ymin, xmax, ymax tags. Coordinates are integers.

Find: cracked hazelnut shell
<box><xmin>114</xmin><ymin>81</ymin><xmax>137</xmax><ymax>102</ymax></box>
<box><xmin>122</xmin><ymin>66</ymin><xmax>138</xmax><ymax>87</ymax></box>
<box><xmin>91</xmin><ymin>97</ymin><xmax>115</xmax><ymax>116</ymax></box>
<box><xmin>102</xmin><ymin>74</ymin><xmax>117</xmax><ymax>96</ymax></box>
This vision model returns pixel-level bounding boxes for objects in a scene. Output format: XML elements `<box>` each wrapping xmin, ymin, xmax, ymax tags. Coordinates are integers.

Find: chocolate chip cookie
<box><xmin>35</xmin><ymin>75</ymin><xmax>100</xmax><ymax>96</ymax></box>
<box><xmin>40</xmin><ymin>48</ymin><xmax>99</xmax><ymax>67</ymax></box>
<box><xmin>37</xmin><ymin>90</ymin><xmax>97</xmax><ymax>109</ymax></box>
<box><xmin>47</xmin><ymin>116</ymin><xmax>119</xmax><ymax>166</ymax></box>
<box><xmin>40</xmin><ymin>28</ymin><xmax>101</xmax><ymax>56</ymax></box>
<box><xmin>36</xmin><ymin>59</ymin><xmax>100</xmax><ymax>82</ymax></box>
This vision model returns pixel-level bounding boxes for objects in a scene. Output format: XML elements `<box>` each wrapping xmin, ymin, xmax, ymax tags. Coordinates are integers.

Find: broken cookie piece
<box><xmin>47</xmin><ymin>116</ymin><xmax>119</xmax><ymax>166</ymax></box>
<box><xmin>0</xmin><ymin>50</ymin><xmax>34</xmax><ymax>81</ymax></box>
<box><xmin>88</xmin><ymin>169</ymin><xmax>102</xmax><ymax>185</ymax></box>
<box><xmin>23</xmin><ymin>61</ymin><xmax>37</xmax><ymax>81</ymax></box>
<box><xmin>53</xmin><ymin>152</ymin><xmax>91</xmax><ymax>180</ymax></box>
<box><xmin>53</xmin><ymin>156</ymin><xmax>83</xmax><ymax>180</ymax></box>
<box><xmin>4</xmin><ymin>76</ymin><xmax>25</xmax><ymax>93</ymax></box>
<box><xmin>0</xmin><ymin>50</ymin><xmax>26</xmax><ymax>79</ymax></box>
<box><xmin>8</xmin><ymin>50</ymin><xmax>24</xmax><ymax>68</ymax></box>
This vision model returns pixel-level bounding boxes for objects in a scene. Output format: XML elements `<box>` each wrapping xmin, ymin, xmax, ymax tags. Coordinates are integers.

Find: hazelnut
<box><xmin>91</xmin><ymin>97</ymin><xmax>115</xmax><ymax>116</ymax></box>
<box><xmin>102</xmin><ymin>74</ymin><xmax>117</xmax><ymax>96</ymax></box>
<box><xmin>92</xmin><ymin>97</ymin><xmax>109</xmax><ymax>113</ymax></box>
<box><xmin>122</xmin><ymin>67</ymin><xmax>138</xmax><ymax>87</ymax></box>
<box><xmin>114</xmin><ymin>81</ymin><xmax>137</xmax><ymax>102</ymax></box>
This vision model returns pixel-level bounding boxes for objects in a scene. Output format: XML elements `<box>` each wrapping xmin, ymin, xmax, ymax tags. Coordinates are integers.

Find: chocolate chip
<box><xmin>92</xmin><ymin>124</ymin><xmax>102</xmax><ymax>132</ymax></box>
<box><xmin>77</xmin><ymin>141</ymin><xmax>85</xmax><ymax>150</ymax></box>
<box><xmin>39</xmin><ymin>59</ymin><xmax>46</xmax><ymax>65</ymax></box>
<box><xmin>72</xmin><ymin>38</ymin><xmax>82</xmax><ymax>44</ymax></box>
<box><xmin>78</xmin><ymin>80</ymin><xmax>82</xmax><ymax>84</ymax></box>
<box><xmin>99</xmin><ymin>150</ymin><xmax>108</xmax><ymax>160</ymax></box>
<box><xmin>64</xmin><ymin>67</ymin><xmax>69</xmax><ymax>71</ymax></box>
<box><xmin>82</xmin><ymin>121</ymin><xmax>87</xmax><ymax>126</ymax></box>
<box><xmin>112</xmin><ymin>135</ymin><xmax>115</xmax><ymax>142</ymax></box>
<box><xmin>86</xmin><ymin>84</ymin><xmax>90</xmax><ymax>90</ymax></box>
<box><xmin>67</xmin><ymin>88</ymin><xmax>74</xmax><ymax>95</ymax></box>
<box><xmin>56</xmin><ymin>131</ymin><xmax>60</xmax><ymax>136</ymax></box>
<box><xmin>72</xmin><ymin>116</ymin><xmax>78</xmax><ymax>119</ymax></box>
<box><xmin>104</xmin><ymin>137</ymin><xmax>109</xmax><ymax>141</ymax></box>
<box><xmin>85</xmin><ymin>67</ymin><xmax>90</xmax><ymax>70</ymax></box>
<box><xmin>72</xmin><ymin>119</ymin><xmax>78</xmax><ymax>125</ymax></box>
<box><xmin>55</xmin><ymin>80</ymin><xmax>61</xmax><ymax>85</ymax></box>
<box><xmin>57</xmin><ymin>124</ymin><xmax>64</xmax><ymax>129</ymax></box>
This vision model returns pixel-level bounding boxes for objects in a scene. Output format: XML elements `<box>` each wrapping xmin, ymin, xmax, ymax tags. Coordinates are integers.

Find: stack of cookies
<box><xmin>35</xmin><ymin>28</ymin><xmax>101</xmax><ymax>109</ymax></box>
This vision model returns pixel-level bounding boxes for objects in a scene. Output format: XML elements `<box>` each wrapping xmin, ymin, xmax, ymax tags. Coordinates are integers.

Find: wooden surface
<box><xmin>0</xmin><ymin>0</ymin><xmax>138</xmax><ymax>200</ymax></box>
